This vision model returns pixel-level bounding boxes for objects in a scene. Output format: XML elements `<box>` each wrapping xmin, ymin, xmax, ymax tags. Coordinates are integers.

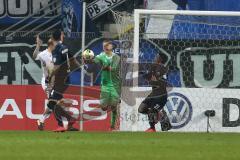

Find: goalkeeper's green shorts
<box><xmin>100</xmin><ymin>85</ymin><xmax>120</xmax><ymax>107</ymax></box>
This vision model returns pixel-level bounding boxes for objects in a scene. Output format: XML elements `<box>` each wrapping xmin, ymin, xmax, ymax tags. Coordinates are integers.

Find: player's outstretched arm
<box><xmin>69</xmin><ymin>57</ymin><xmax>82</xmax><ymax>71</ymax></box>
<box><xmin>33</xmin><ymin>35</ymin><xmax>42</xmax><ymax>59</ymax></box>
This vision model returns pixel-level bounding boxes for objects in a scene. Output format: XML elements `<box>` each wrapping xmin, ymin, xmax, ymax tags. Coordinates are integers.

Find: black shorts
<box><xmin>49</xmin><ymin>90</ymin><xmax>63</xmax><ymax>101</ymax></box>
<box><xmin>142</xmin><ymin>94</ymin><xmax>168</xmax><ymax>110</ymax></box>
<box><xmin>50</xmin><ymin>64</ymin><xmax>69</xmax><ymax>101</ymax></box>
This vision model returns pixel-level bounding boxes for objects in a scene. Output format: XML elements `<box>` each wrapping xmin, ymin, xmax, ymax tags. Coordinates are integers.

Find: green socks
<box><xmin>111</xmin><ymin>110</ymin><xmax>117</xmax><ymax>128</ymax></box>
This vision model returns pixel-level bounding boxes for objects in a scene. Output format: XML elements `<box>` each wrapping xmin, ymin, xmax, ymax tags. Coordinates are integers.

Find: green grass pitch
<box><xmin>0</xmin><ymin>132</ymin><xmax>240</xmax><ymax>160</ymax></box>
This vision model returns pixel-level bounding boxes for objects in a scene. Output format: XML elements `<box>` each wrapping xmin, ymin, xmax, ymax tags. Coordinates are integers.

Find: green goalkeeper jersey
<box><xmin>94</xmin><ymin>52</ymin><xmax>121</xmax><ymax>89</ymax></box>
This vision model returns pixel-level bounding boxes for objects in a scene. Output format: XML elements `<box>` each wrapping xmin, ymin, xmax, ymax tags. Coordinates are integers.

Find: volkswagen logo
<box><xmin>165</xmin><ymin>92</ymin><xmax>192</xmax><ymax>129</ymax></box>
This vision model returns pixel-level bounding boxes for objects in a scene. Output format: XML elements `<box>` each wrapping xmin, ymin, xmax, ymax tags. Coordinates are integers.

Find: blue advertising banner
<box><xmin>170</xmin><ymin>0</ymin><xmax>240</xmax><ymax>40</ymax></box>
<box><xmin>62</xmin><ymin>0</ymin><xmax>82</xmax><ymax>36</ymax></box>
<box><xmin>62</xmin><ymin>0</ymin><xmax>98</xmax><ymax>38</ymax></box>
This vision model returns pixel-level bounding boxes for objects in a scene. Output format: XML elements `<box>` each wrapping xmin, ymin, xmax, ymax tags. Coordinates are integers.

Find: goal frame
<box><xmin>129</xmin><ymin>9</ymin><xmax>240</xmax><ymax>131</ymax></box>
<box><xmin>133</xmin><ymin>9</ymin><xmax>240</xmax><ymax>72</ymax></box>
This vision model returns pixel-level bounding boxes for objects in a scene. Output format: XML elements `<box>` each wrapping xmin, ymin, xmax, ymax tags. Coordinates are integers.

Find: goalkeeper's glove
<box><xmin>102</xmin><ymin>66</ymin><xmax>111</xmax><ymax>71</ymax></box>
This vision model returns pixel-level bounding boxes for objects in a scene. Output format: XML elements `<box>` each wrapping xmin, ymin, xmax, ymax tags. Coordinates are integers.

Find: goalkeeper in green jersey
<box><xmin>85</xmin><ymin>40</ymin><xmax>121</xmax><ymax>130</ymax></box>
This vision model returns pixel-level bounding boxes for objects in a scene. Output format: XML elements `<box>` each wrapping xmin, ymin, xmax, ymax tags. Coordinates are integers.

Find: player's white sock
<box><xmin>62</xmin><ymin>117</ymin><xmax>68</xmax><ymax>129</ymax></box>
<box><xmin>40</xmin><ymin>108</ymin><xmax>52</xmax><ymax>123</ymax></box>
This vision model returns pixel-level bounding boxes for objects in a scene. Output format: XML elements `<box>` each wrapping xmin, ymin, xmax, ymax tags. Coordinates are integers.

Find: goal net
<box><xmin>112</xmin><ymin>9</ymin><xmax>240</xmax><ymax>132</ymax></box>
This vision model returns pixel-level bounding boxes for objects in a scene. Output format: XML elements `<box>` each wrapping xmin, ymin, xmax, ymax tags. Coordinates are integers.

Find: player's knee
<box><xmin>110</xmin><ymin>104</ymin><xmax>118</xmax><ymax>111</ymax></box>
<box><xmin>138</xmin><ymin>103</ymin><xmax>148</xmax><ymax>114</ymax></box>
<box><xmin>138</xmin><ymin>107</ymin><xmax>144</xmax><ymax>113</ymax></box>
<box><xmin>110</xmin><ymin>106</ymin><xmax>117</xmax><ymax>113</ymax></box>
<box><xmin>47</xmin><ymin>100</ymin><xmax>57</xmax><ymax>110</ymax></box>
<box><xmin>101</xmin><ymin>105</ymin><xmax>108</xmax><ymax>111</ymax></box>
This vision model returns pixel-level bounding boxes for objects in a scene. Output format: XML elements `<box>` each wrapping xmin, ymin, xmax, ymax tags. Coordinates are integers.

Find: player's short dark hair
<box><xmin>52</xmin><ymin>30</ymin><xmax>62</xmax><ymax>41</ymax></box>
<box><xmin>47</xmin><ymin>39</ymin><xmax>54</xmax><ymax>47</ymax></box>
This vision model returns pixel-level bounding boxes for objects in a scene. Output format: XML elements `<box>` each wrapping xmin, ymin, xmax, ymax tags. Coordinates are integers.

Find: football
<box><xmin>82</xmin><ymin>49</ymin><xmax>95</xmax><ymax>59</ymax></box>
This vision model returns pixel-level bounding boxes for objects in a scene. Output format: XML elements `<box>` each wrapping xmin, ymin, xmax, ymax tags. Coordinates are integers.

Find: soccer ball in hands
<box><xmin>82</xmin><ymin>49</ymin><xmax>94</xmax><ymax>60</ymax></box>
